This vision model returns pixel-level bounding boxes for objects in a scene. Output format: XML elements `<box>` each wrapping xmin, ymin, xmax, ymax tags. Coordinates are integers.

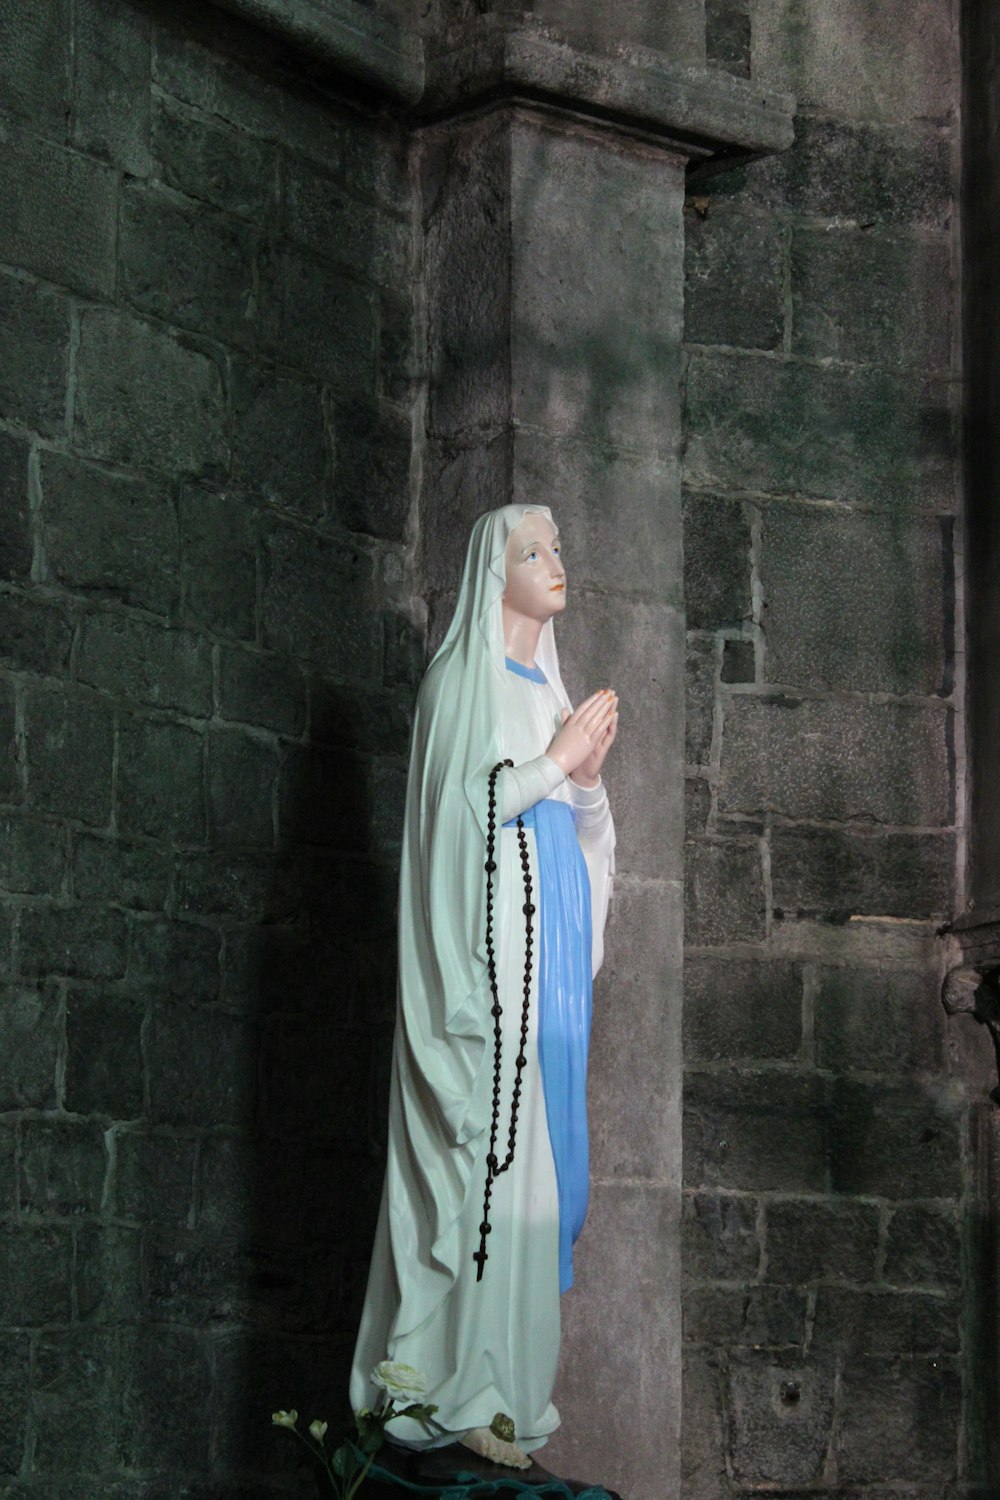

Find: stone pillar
<box><xmin>420</xmin><ymin>102</ymin><xmax>686</xmax><ymax>1499</ymax></box>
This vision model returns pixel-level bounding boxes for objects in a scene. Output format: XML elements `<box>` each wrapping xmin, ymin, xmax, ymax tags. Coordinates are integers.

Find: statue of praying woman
<box><xmin>350</xmin><ymin>504</ymin><xmax>618</xmax><ymax>1470</ymax></box>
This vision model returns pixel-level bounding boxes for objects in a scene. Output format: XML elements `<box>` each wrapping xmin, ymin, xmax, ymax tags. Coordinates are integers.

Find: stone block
<box><xmin>706</xmin><ymin>0</ymin><xmax>751</xmax><ymax>76</ymax></box>
<box><xmin>72</xmin><ymin>835</ymin><xmax>169</xmax><ymax>911</ymax></box>
<box><xmin>379</xmin><ymin>286</ymin><xmax>422</xmax><ymax>403</ymax></box>
<box><xmin>119</xmin><ymin>1327</ymin><xmax>211</xmax><ymax>1470</ymax></box>
<box><xmin>684</xmin><ymin>1070</ymin><xmax>827</xmax><ymax>1192</ymax></box>
<box><xmin>128</xmin><ymin>916</ymin><xmax>220</xmax><ymax>1002</ymax></box>
<box><xmin>219</xmin><ymin>920</ymin><xmax>319</xmax><ymax>1018</ymax></box>
<box><xmin>684</xmin><ymin>206</ymin><xmax>785</xmax><ymax>350</ymax></box>
<box><xmin>144</xmin><ymin>1227</ymin><xmax>254</xmax><ymax>1325</ymax></box>
<box><xmin>370</xmin><ymin>761</ymin><xmax>408</xmax><ymax>859</ymax></box>
<box><xmin>258</xmin><ymin>242</ymin><xmax>376</xmax><ymax>390</ymax></box>
<box><xmin>0</xmin><ymin>0</ymin><xmax>70</xmax><ymax>130</ymax></box>
<box><xmin>0</xmin><ymin>591</ymin><xmax>73</xmax><ymax>676</ymax></box>
<box><xmin>0</xmin><ymin>813</ymin><xmax>65</xmax><ymax>896</ymax></box>
<box><xmin>23</xmin><ymin>684</ymin><xmax>114</xmax><ymax>827</ymax></box>
<box><xmin>230</xmin><ymin>362</ymin><xmax>328</xmax><ymax>519</ymax></box>
<box><xmin>383</xmin><ymin>610</ymin><xmax>425</xmax><ymax>691</ymax></box>
<box><xmin>64</xmin><ymin>991</ymin><xmax>143</xmax><ymax>1118</ymax></box>
<box><xmin>119</xmin><ymin>182</ymin><xmax>257</xmax><ymax>349</ymax></box>
<box><xmin>208</xmin><ymin>730</ymin><xmax>278</xmax><ymax>849</ymax></box>
<box><xmin>760</xmin><ymin>507</ymin><xmax>949</xmax><ymax>695</ymax></box>
<box><xmin>310</xmin><ymin>679</ymin><xmax>412</xmax><ymax>756</ymax></box>
<box><xmin>685</xmin><ymin>777</ymin><xmax>711</xmax><ymax>836</ymax></box>
<box><xmin>283</xmin><ymin>159</ymin><xmax>410</xmax><ymax>289</ymax></box>
<box><xmin>151</xmin><ymin>95</ymin><xmax>276</xmax><ymax>220</ymax></box>
<box><xmin>836</xmin><ymin>1355</ymin><xmax>961</xmax><ymax>1484</ymax></box>
<box><xmin>0</xmin><ymin>683</ymin><xmax>16</xmax><ymax>805</ymax></box>
<box><xmin>114</xmin><ymin>1132</ymin><xmax>195</xmax><ymax>1227</ymax></box>
<box><xmin>685</xmin><ymin>957</ymin><xmax>802</xmax><ymax>1063</ymax></box>
<box><xmin>178</xmin><ymin>483</ymin><xmax>258</xmax><ymax>640</ymax></box>
<box><xmin>332</xmin><ymin>396</ymin><xmax>411</xmax><ymax>541</ymax></box>
<box><xmin>684</xmin><ymin>838</ymin><xmax>766</xmax><ymax>946</ymax></box>
<box><xmin>0</xmin><ymin>983</ymin><xmax>59</xmax><ymax>1109</ymax></box>
<box><xmin>765</xmin><ymin>1199</ymin><xmax>879</xmax><ymax>1285</ymax></box>
<box><xmin>19</xmin><ymin>905</ymin><xmax>126</xmax><ymax>981</ymax></box>
<box><xmin>0</xmin><ymin>1226</ymin><xmax>72</xmax><ymax>1323</ymax></box>
<box><xmin>74</xmin><ymin>1222</ymin><xmax>142</xmax><ymax>1323</ymax></box>
<box><xmin>792</xmin><ymin>227</ymin><xmax>952</xmax><ymax>371</ymax></box>
<box><xmin>753</xmin><ymin>0</ymin><xmax>957</xmax><ymax>121</ymax></box>
<box><xmin>514</xmin><ymin>431</ymin><xmax>682</xmax><ymax>605</ymax></box>
<box><xmin>884</xmin><ymin>1206</ymin><xmax>962</xmax><ymax>1287</ymax></box>
<box><xmin>0</xmin><ymin>1331</ymin><xmax>28</xmax><ymax>1475</ymax></box>
<box><xmin>117</xmin><ymin>717</ymin><xmax>205</xmax><ymax>844</ymax></box>
<box><xmin>812</xmin><ymin>1286</ymin><xmax>960</xmax><ymax>1355</ymax></box>
<box><xmin>510</xmin><ymin>118</ymin><xmax>683</xmax><ymax>455</ymax></box>
<box><xmin>260</xmin><ymin>1016</ymin><xmax>368</xmax><ymax>1142</ymax></box>
<box><xmin>343</xmin><ymin>119</ymin><xmax>410</xmax><ymax>212</ymax></box>
<box><xmin>73</xmin><ymin>308</ymin><xmax>226</xmax><ymax>477</ymax></box>
<box><xmin>683</xmin><ymin>1190</ymin><xmax>760</xmax><ymax>1281</ymax></box>
<box><xmin>828</xmin><ymin>1079</ymin><xmax>962</xmax><ymax>1199</ymax></box>
<box><xmin>175</xmin><ymin>850</ymin><xmax>302</xmax><ymax>923</ymax></box>
<box><xmin>727</xmin><ymin>1351</ymin><xmax>835</xmax><ymax>1486</ymax></box>
<box><xmin>0</xmin><ymin>1124</ymin><xmax>13</xmax><ymax>1213</ymax></box>
<box><xmin>31</xmin><ymin>1327</ymin><xmax>117</xmax><ymax>1475</ymax></box>
<box><xmin>18</xmin><ymin>1121</ymin><xmax>106</xmax><ymax>1215</ymax></box>
<box><xmin>720</xmin><ymin>694</ymin><xmax>951</xmax><ymax>826</ymax></box>
<box><xmin>684</xmin><ymin>492</ymin><xmax>752</xmax><ymax>631</ymax></box>
<box><xmin>815</xmin><ymin>965</ymin><xmax>945</xmax><ymax>1073</ymax></box>
<box><xmin>72</xmin><ymin>0</ymin><xmax>151</xmax><ymax>174</ymax></box>
<box><xmin>685</xmin><ymin>354</ymin><xmax>957</xmax><ymax>511</ymax></box>
<box><xmin>770</xmin><ymin>827</ymin><xmax>954</xmax><ymax>920</ymax></box>
<box><xmin>39</xmin><ymin>451</ymin><xmax>179</xmax><ymax>615</ymax></box>
<box><xmin>0</xmin><ymin>275</ymin><xmax>68</xmax><ymax>437</ymax></box>
<box><xmin>77</xmin><ymin>613</ymin><xmax>213</xmax><ymax>717</ymax></box>
<box><xmin>261</xmin><ymin>522</ymin><xmax>379</xmax><ymax>679</ymax></box>
<box><xmin>278</xmin><ymin>744</ymin><xmax>369</xmax><ymax>852</ymax></box>
<box><xmin>722</xmin><ymin>640</ymin><xmax>754</xmax><ymax>684</ymax></box>
<box><xmin>0</xmin><ymin>434</ymin><xmax>32</xmax><ymax>586</ymax></box>
<box><xmin>419</xmin><ymin>435</ymin><xmax>512</xmax><ymax>595</ymax></box>
<box><xmin>0</xmin><ymin>121</ymin><xmax>116</xmax><ymax>297</ymax></box>
<box><xmin>218</xmin><ymin>647</ymin><xmax>307</xmax><ymax>737</ymax></box>
<box><xmin>532</xmin><ymin>0</ymin><xmax>705</xmax><ymax>60</ymax></box>
<box><xmin>147</xmin><ymin>1001</ymin><xmax>254</xmax><ymax>1127</ymax></box>
<box><xmin>210</xmin><ymin>1329</ymin><xmax>347</xmax><ymax>1473</ymax></box>
<box><xmin>685</xmin><ymin>1285</ymin><xmax>806</xmax><ymax>1347</ymax></box>
<box><xmin>681</xmin><ymin>1348</ymin><xmax>729</xmax><ymax>1500</ymax></box>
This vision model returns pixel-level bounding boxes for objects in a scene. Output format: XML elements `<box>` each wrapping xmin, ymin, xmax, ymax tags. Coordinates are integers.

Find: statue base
<box><xmin>360</xmin><ymin>1440</ymin><xmax>624</xmax><ymax>1500</ymax></box>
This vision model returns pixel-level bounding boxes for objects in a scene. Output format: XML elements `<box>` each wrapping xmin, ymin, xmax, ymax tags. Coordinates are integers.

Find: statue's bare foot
<box><xmin>461</xmin><ymin>1426</ymin><xmax>532</xmax><ymax>1470</ymax></box>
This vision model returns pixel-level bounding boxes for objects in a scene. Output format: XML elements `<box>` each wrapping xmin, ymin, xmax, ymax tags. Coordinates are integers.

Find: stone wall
<box><xmin>0</xmin><ymin>2</ymin><xmax>419</xmax><ymax>1493</ymax></box>
<box><xmin>680</xmin><ymin>0</ymin><xmax>983</xmax><ymax>1494</ymax></box>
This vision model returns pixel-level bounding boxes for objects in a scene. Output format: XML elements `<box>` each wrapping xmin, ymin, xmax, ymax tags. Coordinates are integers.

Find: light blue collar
<box><xmin>505</xmin><ymin>656</ymin><xmax>547</xmax><ymax>684</ymax></box>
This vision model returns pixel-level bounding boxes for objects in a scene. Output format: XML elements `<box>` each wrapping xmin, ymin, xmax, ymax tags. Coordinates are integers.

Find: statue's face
<box><xmin>502</xmin><ymin>513</ymin><xmax>566</xmax><ymax>622</ymax></box>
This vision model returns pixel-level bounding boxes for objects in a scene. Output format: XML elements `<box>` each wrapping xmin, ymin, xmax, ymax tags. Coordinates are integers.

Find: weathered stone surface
<box><xmin>77</xmin><ymin>614</ymin><xmax>213</xmax><ymax>717</ymax></box>
<box><xmin>684</xmin><ymin>1070</ymin><xmax>828</xmax><ymax>1192</ymax></box>
<box><xmin>119</xmin><ymin>1327</ymin><xmax>212</xmax><ymax>1469</ymax></box>
<box><xmin>0</xmin><ymin>813</ymin><xmax>65</xmax><ymax>896</ymax></box>
<box><xmin>685</xmin><ymin>838</ymin><xmax>766</xmax><ymax>945</ymax></box>
<box><xmin>23</xmin><ymin>687</ymin><xmax>115</xmax><ymax>828</ymax></box>
<box><xmin>19</xmin><ymin>1120</ymin><xmax>106</xmax><ymax>1215</ymax></box>
<box><xmin>178</xmin><ymin>484</ymin><xmax>258</xmax><ymax>640</ymax></box>
<box><xmin>75</xmin><ymin>1222</ymin><xmax>143</xmax><ymax>1323</ymax></box>
<box><xmin>884</xmin><ymin>1206</ymin><xmax>962</xmax><ymax>1287</ymax></box>
<box><xmin>310</xmin><ymin>679</ymin><xmax>412</xmax><ymax>756</ymax></box>
<box><xmin>175</xmin><ymin>850</ymin><xmax>302</xmax><ymax>924</ymax></box>
<box><xmin>0</xmin><ymin>1225</ymin><xmax>72</xmax><ymax>1323</ymax></box>
<box><xmin>218</xmin><ymin>647</ymin><xmax>307</xmax><ymax>737</ymax></box>
<box><xmin>0</xmin><ymin>274</ymin><xmax>68</xmax><ymax>437</ymax></box>
<box><xmin>720</xmin><ymin>693</ymin><xmax>951</xmax><ymax>826</ymax></box>
<box><xmin>684</xmin><ymin>491</ymin><xmax>752</xmax><ymax>631</ymax></box>
<box><xmin>147</xmin><ymin>1002</ymin><xmax>254</xmax><ymax>1127</ymax></box>
<box><xmin>686</xmin><ymin>637</ymin><xmax>716</xmax><ymax>766</ymax></box>
<box><xmin>116</xmin><ymin>717</ymin><xmax>205</xmax><ymax>844</ymax></box>
<box><xmin>127</xmin><ymin>917</ymin><xmax>220</xmax><ymax>1002</ymax></box>
<box><xmin>685</xmin><ymin>777</ymin><xmax>711</xmax><ymax>835</ymax></box>
<box><xmin>836</xmin><ymin>1355</ymin><xmax>961</xmax><ymax>1484</ymax></box>
<box><xmin>811</xmin><ymin>1286</ymin><xmax>960</xmax><ymax>1355</ymax></box>
<box><xmin>686</xmin><ymin>1285</ymin><xmax>806</xmax><ymax>1347</ymax></box>
<box><xmin>0</xmin><ymin>591</ymin><xmax>72</xmax><ymax>677</ymax></box>
<box><xmin>727</xmin><ymin>1351</ymin><xmax>835</xmax><ymax>1486</ymax></box>
<box><xmin>208</xmin><ymin>730</ymin><xmax>278</xmax><ymax>849</ymax></box>
<box><xmin>332</xmin><ymin>395</ymin><xmax>411</xmax><ymax>540</ymax></box>
<box><xmin>685</xmin><ymin>354</ymin><xmax>957</xmax><ymax>511</ymax></box>
<box><xmin>770</xmin><ymin>827</ymin><xmax>954</xmax><ymax>919</ymax></box>
<box><xmin>0</xmin><ymin>1331</ymin><xmax>29</xmax><ymax>1475</ymax></box>
<box><xmin>230</xmin><ymin>362</ymin><xmax>328</xmax><ymax>518</ymax></box>
<box><xmin>73</xmin><ymin>308</ymin><xmax>226</xmax><ymax>476</ymax></box>
<box><xmin>259</xmin><ymin>241</ymin><xmax>376</xmax><ymax>390</ymax></box>
<box><xmin>152</xmin><ymin>95</ymin><xmax>276</xmax><ymax>220</ymax></box>
<box><xmin>119</xmin><ymin>183</ymin><xmax>257</xmax><ymax>349</ymax></box>
<box><xmin>706</xmin><ymin>0</ymin><xmax>751</xmax><ymax>76</ymax></box>
<box><xmin>0</xmin><ymin>681</ymin><xmax>17</xmax><ymax>804</ymax></box>
<box><xmin>792</xmin><ymin>227</ymin><xmax>952</xmax><ymax>371</ymax></box>
<box><xmin>682</xmin><ymin>1348</ymin><xmax>729</xmax><ymax>1500</ymax></box>
<box><xmin>815</xmin><ymin>965</ymin><xmax>945</xmax><ymax>1073</ymax></box>
<box><xmin>0</xmin><ymin>983</ymin><xmax>60</xmax><ymax>1110</ymax></box>
<box><xmin>283</xmin><ymin>158</ymin><xmax>409</xmax><ymax>289</ymax></box>
<box><xmin>260</xmin><ymin>1016</ymin><xmax>367</xmax><ymax>1141</ymax></box>
<box><xmin>0</xmin><ymin>122</ymin><xmax>117</xmax><ymax>297</ymax></box>
<box><xmin>64</xmin><ymin>993</ymin><xmax>144</xmax><ymax>1117</ymax></box>
<box><xmin>40</xmin><ymin>452</ymin><xmax>179</xmax><ymax>615</ymax></box>
<box><xmin>685</xmin><ymin>957</ymin><xmax>802</xmax><ymax>1063</ymax></box>
<box><xmin>684</xmin><ymin>205</ymin><xmax>785</xmax><ymax>349</ymax></box>
<box><xmin>114</xmin><ymin>1133</ymin><xmax>195</xmax><ymax>1227</ymax></box>
<box><xmin>721</xmin><ymin>639</ymin><xmax>754</xmax><ymax>683</ymax></box>
<box><xmin>261</xmin><ymin>522</ymin><xmax>378</xmax><ymax>679</ymax></box>
<box><xmin>31</xmin><ymin>1327</ymin><xmax>118</xmax><ymax>1476</ymax></box>
<box><xmin>19</xmin><ymin>905</ymin><xmax>126</xmax><ymax>981</ymax></box>
<box><xmin>828</xmin><ymin>1079</ymin><xmax>962</xmax><ymax>1199</ymax></box>
<box><xmin>761</xmin><ymin>506</ymin><xmax>949</xmax><ymax>695</ymax></box>
<box><xmin>683</xmin><ymin>1190</ymin><xmax>760</xmax><ymax>1280</ymax></box>
<box><xmin>765</xmin><ymin>1199</ymin><xmax>879</xmax><ymax>1285</ymax></box>
<box><xmin>73</xmin><ymin>0</ymin><xmax>151</xmax><ymax>175</ymax></box>
<box><xmin>754</xmin><ymin>0</ymin><xmax>956</xmax><ymax>120</ymax></box>
<box><xmin>0</xmin><ymin>0</ymin><xmax>71</xmax><ymax>130</ymax></box>
<box><xmin>72</xmin><ymin>835</ymin><xmax>169</xmax><ymax>911</ymax></box>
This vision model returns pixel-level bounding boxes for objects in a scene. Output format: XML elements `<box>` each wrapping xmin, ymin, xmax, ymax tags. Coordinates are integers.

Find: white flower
<box><xmin>272</xmin><ymin>1410</ymin><xmax>298</xmax><ymax>1429</ymax></box>
<box><xmin>371</xmin><ymin>1361</ymin><xmax>427</xmax><ymax>1406</ymax></box>
<box><xmin>309</xmin><ymin>1419</ymin><xmax>328</xmax><ymax>1442</ymax></box>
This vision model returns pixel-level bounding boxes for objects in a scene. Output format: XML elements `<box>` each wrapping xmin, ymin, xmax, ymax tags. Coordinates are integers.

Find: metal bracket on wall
<box><xmin>942</xmin><ymin>963</ymin><xmax>1000</xmax><ymax>1105</ymax></box>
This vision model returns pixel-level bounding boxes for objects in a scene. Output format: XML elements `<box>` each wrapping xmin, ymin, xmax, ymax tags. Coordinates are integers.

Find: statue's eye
<box><xmin>526</xmin><ymin>550</ymin><xmax>538</xmax><ymax>562</ymax></box>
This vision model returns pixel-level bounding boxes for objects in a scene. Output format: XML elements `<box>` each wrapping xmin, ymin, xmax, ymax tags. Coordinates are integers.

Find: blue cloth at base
<box><xmin>504</xmin><ymin>798</ymin><xmax>592</xmax><ymax>1294</ymax></box>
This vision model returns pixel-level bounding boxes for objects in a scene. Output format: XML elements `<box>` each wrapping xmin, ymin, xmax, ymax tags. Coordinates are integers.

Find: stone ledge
<box><xmin>206</xmin><ymin>0</ymin><xmax>795</xmax><ymax>163</ymax></box>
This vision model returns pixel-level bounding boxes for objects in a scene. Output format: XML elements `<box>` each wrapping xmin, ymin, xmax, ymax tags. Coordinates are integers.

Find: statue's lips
<box><xmin>550</xmin><ymin>584</ymin><xmax>565</xmax><ymax>591</ymax></box>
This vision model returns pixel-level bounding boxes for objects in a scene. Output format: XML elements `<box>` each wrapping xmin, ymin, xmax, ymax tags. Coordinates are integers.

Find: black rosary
<box><xmin>473</xmin><ymin>760</ymin><xmax>535</xmax><ymax>1282</ymax></box>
